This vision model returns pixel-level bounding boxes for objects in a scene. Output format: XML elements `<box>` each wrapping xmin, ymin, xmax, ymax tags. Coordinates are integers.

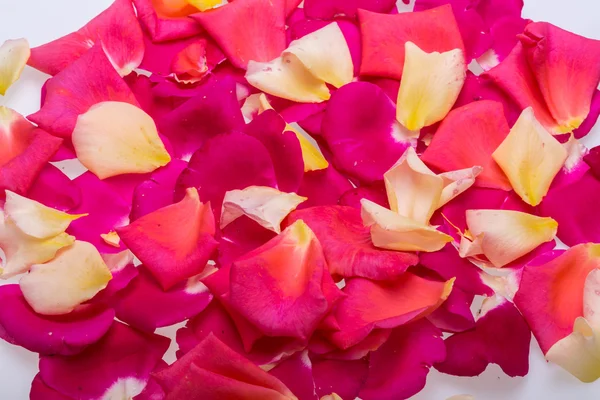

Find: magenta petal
<box><xmin>303</xmin><ymin>0</ymin><xmax>396</xmax><ymax>20</ymax></box>
<box><xmin>133</xmin><ymin>0</ymin><xmax>202</xmax><ymax>42</ymax></box>
<box><xmin>217</xmin><ymin>216</ymin><xmax>277</xmax><ymax>267</ymax></box>
<box><xmin>339</xmin><ymin>182</ymin><xmax>389</xmax><ymax>209</ymax></box>
<box><xmin>298</xmin><ymin>167</ymin><xmax>353</xmax><ymax>208</ymax></box>
<box><xmin>0</xmin><ymin>285</ymin><xmax>114</xmax><ymax>356</ymax></box>
<box><xmin>28</xmin><ymin>44</ymin><xmax>138</xmax><ymax>137</ymax></box>
<box><xmin>428</xmin><ymin>288</ymin><xmax>476</xmax><ymax>333</ymax></box>
<box><xmin>158</xmin><ymin>76</ymin><xmax>245</xmax><ymax>159</ymax></box>
<box><xmin>139</xmin><ymin>34</ymin><xmax>203</xmax><ymax>76</ymax></box>
<box><xmin>487</xmin><ymin>16</ymin><xmax>529</xmax><ymax>65</ymax></box>
<box><xmin>125</xmin><ymin>73</ymin><xmax>181</xmax><ymax>121</ymax></box>
<box><xmin>574</xmin><ymin>89</ymin><xmax>600</xmax><ymax>139</ymax></box>
<box><xmin>131</xmin><ymin>160</ymin><xmax>188</xmax><ymax>221</ymax></box>
<box><xmin>92</xmin><ymin>261</ymin><xmax>139</xmax><ymax>305</ymax></box>
<box><xmin>245</xmin><ymin>110</ymin><xmax>304</xmax><ymax>192</ymax></box>
<box><xmin>30</xmin><ymin>375</ymin><xmax>71</xmax><ymax>400</ymax></box>
<box><xmin>435</xmin><ymin>297</ymin><xmax>531</xmax><ymax>377</ymax></box>
<box><xmin>359</xmin><ymin>320</ymin><xmax>446</xmax><ymax>400</ymax></box>
<box><xmin>585</xmin><ymin>146</ymin><xmax>600</xmax><ymax>179</ymax></box>
<box><xmin>269</xmin><ymin>351</ymin><xmax>318</xmax><ymax>400</ymax></box>
<box><xmin>312</xmin><ymin>358</ymin><xmax>369</xmax><ymax>400</ymax></box>
<box><xmin>26</xmin><ymin>164</ymin><xmax>81</xmax><ymax>212</ymax></box>
<box><xmin>39</xmin><ymin>322</ymin><xmax>169</xmax><ymax>399</ymax></box>
<box><xmin>321</xmin><ymin>82</ymin><xmax>410</xmax><ymax>183</ymax></box>
<box><xmin>115</xmin><ymin>266</ymin><xmax>212</xmax><ymax>332</ymax></box>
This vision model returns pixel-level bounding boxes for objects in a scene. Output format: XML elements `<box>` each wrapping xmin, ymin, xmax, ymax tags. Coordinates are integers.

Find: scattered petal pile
<box><xmin>1</xmin><ymin>0</ymin><xmax>600</xmax><ymax>398</ymax></box>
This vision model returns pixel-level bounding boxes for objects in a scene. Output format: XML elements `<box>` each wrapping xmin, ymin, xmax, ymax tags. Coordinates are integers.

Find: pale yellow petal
<box><xmin>285</xmin><ymin>22</ymin><xmax>353</xmax><ymax>88</ymax></box>
<box><xmin>361</xmin><ymin>199</ymin><xmax>453</xmax><ymax>252</ymax></box>
<box><xmin>384</xmin><ymin>147</ymin><xmax>443</xmax><ymax>225</ymax></box>
<box><xmin>72</xmin><ymin>101</ymin><xmax>171</xmax><ymax>179</ymax></box>
<box><xmin>458</xmin><ymin>232</ymin><xmax>484</xmax><ymax>258</ymax></box>
<box><xmin>438</xmin><ymin>166</ymin><xmax>482</xmax><ymax>208</ymax></box>
<box><xmin>492</xmin><ymin>107</ymin><xmax>568</xmax><ymax>206</ymax></box>
<box><xmin>4</xmin><ymin>190</ymin><xmax>86</xmax><ymax>239</ymax></box>
<box><xmin>466</xmin><ymin>209</ymin><xmax>558</xmax><ymax>267</ymax></box>
<box><xmin>221</xmin><ymin>186</ymin><xmax>307</xmax><ymax>233</ymax></box>
<box><xmin>396</xmin><ymin>42</ymin><xmax>466</xmax><ymax>131</ymax></box>
<box><xmin>0</xmin><ymin>38</ymin><xmax>30</xmax><ymax>96</ymax></box>
<box><xmin>186</xmin><ymin>0</ymin><xmax>225</xmax><ymax>11</ymax></box>
<box><xmin>100</xmin><ymin>231</ymin><xmax>121</xmax><ymax>248</ymax></box>
<box><xmin>20</xmin><ymin>241</ymin><xmax>112</xmax><ymax>315</ymax></box>
<box><xmin>246</xmin><ymin>56</ymin><xmax>331</xmax><ymax>103</ymax></box>
<box><xmin>321</xmin><ymin>394</ymin><xmax>343</xmax><ymax>400</ymax></box>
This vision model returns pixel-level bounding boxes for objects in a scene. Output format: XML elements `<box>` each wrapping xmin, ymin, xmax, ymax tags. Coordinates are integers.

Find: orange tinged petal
<box><xmin>0</xmin><ymin>38</ymin><xmax>30</xmax><ymax>95</ymax></box>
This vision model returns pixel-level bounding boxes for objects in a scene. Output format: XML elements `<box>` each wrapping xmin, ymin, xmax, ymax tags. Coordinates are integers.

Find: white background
<box><xmin>1</xmin><ymin>0</ymin><xmax>600</xmax><ymax>399</ymax></box>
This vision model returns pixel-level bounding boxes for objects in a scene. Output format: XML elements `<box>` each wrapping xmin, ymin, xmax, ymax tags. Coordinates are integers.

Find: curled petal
<box><xmin>397</xmin><ymin>42</ymin><xmax>466</xmax><ymax>131</ymax></box>
<box><xmin>492</xmin><ymin>107</ymin><xmax>567</xmax><ymax>206</ymax></box>
<box><xmin>20</xmin><ymin>241</ymin><xmax>112</xmax><ymax>315</ymax></box>
<box><xmin>221</xmin><ymin>186</ymin><xmax>306</xmax><ymax>233</ymax></box>
<box><xmin>4</xmin><ymin>190</ymin><xmax>85</xmax><ymax>239</ymax></box>
<box><xmin>465</xmin><ymin>209</ymin><xmax>557</xmax><ymax>268</ymax></box>
<box><xmin>361</xmin><ymin>199</ymin><xmax>453</xmax><ymax>253</ymax></box>
<box><xmin>117</xmin><ymin>188</ymin><xmax>218</xmax><ymax>290</ymax></box>
<box><xmin>0</xmin><ymin>38</ymin><xmax>30</xmax><ymax>95</ymax></box>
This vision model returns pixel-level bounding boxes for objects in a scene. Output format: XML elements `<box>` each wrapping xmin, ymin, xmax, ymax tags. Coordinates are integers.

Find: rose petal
<box><xmin>133</xmin><ymin>0</ymin><xmax>203</xmax><ymax>42</ymax></box>
<box><xmin>270</xmin><ymin>351</ymin><xmax>318</xmax><ymax>400</ymax></box>
<box><xmin>492</xmin><ymin>107</ymin><xmax>568</xmax><ymax>206</ymax></box>
<box><xmin>303</xmin><ymin>0</ymin><xmax>395</xmax><ymax>19</ymax></box>
<box><xmin>297</xmin><ymin>167</ymin><xmax>352</xmax><ymax>208</ymax></box>
<box><xmin>117</xmin><ymin>188</ymin><xmax>217</xmax><ymax>290</ymax></box>
<box><xmin>30</xmin><ymin>375</ymin><xmax>71</xmax><ymax>400</ymax></box>
<box><xmin>27</xmin><ymin>164</ymin><xmax>81</xmax><ymax>213</ymax></box>
<box><xmin>0</xmin><ymin>38</ymin><xmax>30</xmax><ymax>95</ymax></box>
<box><xmin>28</xmin><ymin>0</ymin><xmax>143</xmax><ymax>76</ymax></box>
<box><xmin>427</xmin><ymin>287</ymin><xmax>476</xmax><ymax>333</ymax></box>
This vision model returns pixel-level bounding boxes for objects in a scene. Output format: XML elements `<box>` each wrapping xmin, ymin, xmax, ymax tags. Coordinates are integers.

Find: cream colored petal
<box><xmin>72</xmin><ymin>101</ymin><xmax>171</xmax><ymax>179</ymax></box>
<box><xmin>221</xmin><ymin>186</ymin><xmax>307</xmax><ymax>233</ymax></box>
<box><xmin>396</xmin><ymin>42</ymin><xmax>466</xmax><ymax>131</ymax></box>
<box><xmin>0</xmin><ymin>38</ymin><xmax>30</xmax><ymax>96</ymax></box>
<box><xmin>102</xmin><ymin>249</ymin><xmax>134</xmax><ymax>273</ymax></box>
<box><xmin>361</xmin><ymin>199</ymin><xmax>453</xmax><ymax>252</ymax></box>
<box><xmin>320</xmin><ymin>394</ymin><xmax>343</xmax><ymax>400</ymax></box>
<box><xmin>246</xmin><ymin>56</ymin><xmax>331</xmax><ymax>103</ymax></box>
<box><xmin>4</xmin><ymin>190</ymin><xmax>86</xmax><ymax>239</ymax></box>
<box><xmin>384</xmin><ymin>147</ymin><xmax>443</xmax><ymax>225</ymax></box>
<box><xmin>20</xmin><ymin>241</ymin><xmax>112</xmax><ymax>315</ymax></box>
<box><xmin>492</xmin><ymin>107</ymin><xmax>568</xmax><ymax>206</ymax></box>
<box><xmin>285</xmin><ymin>22</ymin><xmax>353</xmax><ymax>88</ymax></box>
<box><xmin>466</xmin><ymin>209</ymin><xmax>558</xmax><ymax>267</ymax></box>
<box><xmin>241</xmin><ymin>93</ymin><xmax>262</xmax><ymax>123</ymax></box>
<box><xmin>438</xmin><ymin>166</ymin><xmax>483</xmax><ymax>208</ymax></box>
<box><xmin>100</xmin><ymin>231</ymin><xmax>121</xmax><ymax>248</ymax></box>
<box><xmin>186</xmin><ymin>0</ymin><xmax>225</xmax><ymax>11</ymax></box>
<box><xmin>458</xmin><ymin>232</ymin><xmax>484</xmax><ymax>258</ymax></box>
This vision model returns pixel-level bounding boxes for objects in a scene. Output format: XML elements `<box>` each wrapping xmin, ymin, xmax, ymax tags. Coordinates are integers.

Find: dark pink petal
<box><xmin>245</xmin><ymin>110</ymin><xmax>304</xmax><ymax>192</ymax></box>
<box><xmin>321</xmin><ymin>82</ymin><xmax>410</xmax><ymax>183</ymax></box>
<box><xmin>339</xmin><ymin>182</ymin><xmax>389</xmax><ymax>210</ymax></box>
<box><xmin>585</xmin><ymin>145</ymin><xmax>600</xmax><ymax>179</ymax></box>
<box><xmin>28</xmin><ymin>44</ymin><xmax>138</xmax><ymax>137</ymax></box>
<box><xmin>139</xmin><ymin>34</ymin><xmax>204</xmax><ymax>76</ymax></box>
<box><xmin>192</xmin><ymin>0</ymin><xmax>287</xmax><ymax>70</ymax></box>
<box><xmin>286</xmin><ymin>206</ymin><xmax>418</xmax><ymax>280</ymax></box>
<box><xmin>312</xmin><ymin>358</ymin><xmax>369</xmax><ymax>400</ymax></box>
<box><xmin>427</xmin><ymin>288</ymin><xmax>476</xmax><ymax>333</ymax></box>
<box><xmin>475</xmin><ymin>0</ymin><xmax>524</xmax><ymax>26</ymax></box>
<box><xmin>133</xmin><ymin>375</ymin><xmax>166</xmax><ymax>400</ymax></box>
<box><xmin>486</xmin><ymin>16</ymin><xmax>529</xmax><ymax>66</ymax></box>
<box><xmin>297</xmin><ymin>167</ymin><xmax>352</xmax><ymax>208</ymax></box>
<box><xmin>27</xmin><ymin>164</ymin><xmax>81</xmax><ymax>212</ymax></box>
<box><xmin>270</xmin><ymin>351</ymin><xmax>318</xmax><ymax>400</ymax></box>
<box><xmin>30</xmin><ymin>375</ymin><xmax>70</xmax><ymax>400</ymax></box>
<box><xmin>39</xmin><ymin>322</ymin><xmax>169</xmax><ymax>399</ymax></box>
<box><xmin>92</xmin><ymin>253</ymin><xmax>139</xmax><ymax>304</ymax></box>
<box><xmin>359</xmin><ymin>320</ymin><xmax>446</xmax><ymax>400</ymax></box>
<box><xmin>115</xmin><ymin>266</ymin><xmax>212</xmax><ymax>332</ymax></box>
<box><xmin>125</xmin><ymin>73</ymin><xmax>180</xmax><ymax>121</ymax></box>
<box><xmin>303</xmin><ymin>0</ymin><xmax>395</xmax><ymax>20</ymax></box>
<box><xmin>133</xmin><ymin>0</ymin><xmax>202</xmax><ymax>42</ymax></box>
<box><xmin>310</xmin><ymin>329</ymin><xmax>392</xmax><ymax>361</ymax></box>
<box><xmin>574</xmin><ymin>89</ymin><xmax>600</xmax><ymax>139</ymax></box>
<box><xmin>28</xmin><ymin>0</ymin><xmax>144</xmax><ymax>76</ymax></box>
<box><xmin>436</xmin><ymin>297</ymin><xmax>531</xmax><ymax>377</ymax></box>
<box><xmin>217</xmin><ymin>216</ymin><xmax>277</xmax><ymax>267</ymax></box>
<box><xmin>0</xmin><ymin>285</ymin><xmax>114</xmax><ymax>356</ymax></box>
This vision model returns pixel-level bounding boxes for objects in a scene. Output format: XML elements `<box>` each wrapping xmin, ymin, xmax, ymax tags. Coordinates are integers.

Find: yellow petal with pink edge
<box><xmin>186</xmin><ymin>0</ymin><xmax>225</xmax><ymax>12</ymax></box>
<box><xmin>20</xmin><ymin>241</ymin><xmax>112</xmax><ymax>315</ymax></box>
<box><xmin>72</xmin><ymin>101</ymin><xmax>171</xmax><ymax>179</ymax></box>
<box><xmin>396</xmin><ymin>42</ymin><xmax>466</xmax><ymax>131</ymax></box>
<box><xmin>4</xmin><ymin>190</ymin><xmax>86</xmax><ymax>239</ymax></box>
<box><xmin>0</xmin><ymin>38</ymin><xmax>30</xmax><ymax>95</ymax></box>
<box><xmin>285</xmin><ymin>22</ymin><xmax>353</xmax><ymax>88</ymax></box>
<box><xmin>492</xmin><ymin>107</ymin><xmax>568</xmax><ymax>206</ymax></box>
<box><xmin>465</xmin><ymin>209</ymin><xmax>557</xmax><ymax>268</ymax></box>
<box><xmin>361</xmin><ymin>199</ymin><xmax>453</xmax><ymax>252</ymax></box>
<box><xmin>221</xmin><ymin>186</ymin><xmax>307</xmax><ymax>233</ymax></box>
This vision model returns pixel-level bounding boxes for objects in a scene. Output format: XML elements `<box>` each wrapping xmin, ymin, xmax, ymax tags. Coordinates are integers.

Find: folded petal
<box><xmin>492</xmin><ymin>107</ymin><xmax>568</xmax><ymax>206</ymax></box>
<box><xmin>514</xmin><ymin>244</ymin><xmax>600</xmax><ymax>353</ymax></box>
<box><xmin>39</xmin><ymin>322</ymin><xmax>169</xmax><ymax>400</ymax></box>
<box><xmin>72</xmin><ymin>101</ymin><xmax>170</xmax><ymax>179</ymax></box>
<box><xmin>286</xmin><ymin>206</ymin><xmax>418</xmax><ymax>281</ymax></box>
<box><xmin>465</xmin><ymin>209</ymin><xmax>557</xmax><ymax>268</ymax></box>
<box><xmin>229</xmin><ymin>220</ymin><xmax>342</xmax><ymax>340</ymax></box>
<box><xmin>321</xmin><ymin>82</ymin><xmax>411</xmax><ymax>183</ymax></box>
<box><xmin>192</xmin><ymin>0</ymin><xmax>287</xmax><ymax>69</ymax></box>
<box><xmin>0</xmin><ymin>38</ymin><xmax>30</xmax><ymax>95</ymax></box>
<box><xmin>397</xmin><ymin>42</ymin><xmax>466</xmax><ymax>131</ymax></box>
<box><xmin>520</xmin><ymin>22</ymin><xmax>600</xmax><ymax>132</ymax></box>
<box><xmin>133</xmin><ymin>0</ymin><xmax>202</xmax><ymax>42</ymax></box>
<box><xmin>361</xmin><ymin>199</ymin><xmax>453</xmax><ymax>253</ymax></box>
<box><xmin>358</xmin><ymin>5</ymin><xmax>464</xmax><ymax>80</ymax></box>
<box><xmin>422</xmin><ymin>100</ymin><xmax>511</xmax><ymax>190</ymax></box>
<box><xmin>329</xmin><ymin>273</ymin><xmax>453</xmax><ymax>349</ymax></box>
<box><xmin>359</xmin><ymin>320</ymin><xmax>446</xmax><ymax>400</ymax></box>
<box><xmin>117</xmin><ymin>188</ymin><xmax>218</xmax><ymax>290</ymax></box>
<box><xmin>436</xmin><ymin>296</ymin><xmax>531</xmax><ymax>377</ymax></box>
<box><xmin>28</xmin><ymin>44</ymin><xmax>138</xmax><ymax>137</ymax></box>
<box><xmin>28</xmin><ymin>0</ymin><xmax>144</xmax><ymax>76</ymax></box>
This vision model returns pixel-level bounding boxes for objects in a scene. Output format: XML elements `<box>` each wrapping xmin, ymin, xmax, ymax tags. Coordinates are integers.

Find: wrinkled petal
<box><xmin>358</xmin><ymin>5</ymin><xmax>464</xmax><ymax>80</ymax></box>
<box><xmin>397</xmin><ymin>42</ymin><xmax>466</xmax><ymax>131</ymax></box>
<box><xmin>28</xmin><ymin>44</ymin><xmax>138</xmax><ymax>137</ymax></box>
<box><xmin>117</xmin><ymin>188</ymin><xmax>218</xmax><ymax>290</ymax></box>
<box><xmin>0</xmin><ymin>38</ymin><xmax>30</xmax><ymax>95</ymax></box>
<box><xmin>28</xmin><ymin>0</ymin><xmax>143</xmax><ymax>76</ymax></box>
<box><xmin>72</xmin><ymin>101</ymin><xmax>170</xmax><ymax>179</ymax></box>
<box><xmin>492</xmin><ymin>107</ymin><xmax>568</xmax><ymax>206</ymax></box>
